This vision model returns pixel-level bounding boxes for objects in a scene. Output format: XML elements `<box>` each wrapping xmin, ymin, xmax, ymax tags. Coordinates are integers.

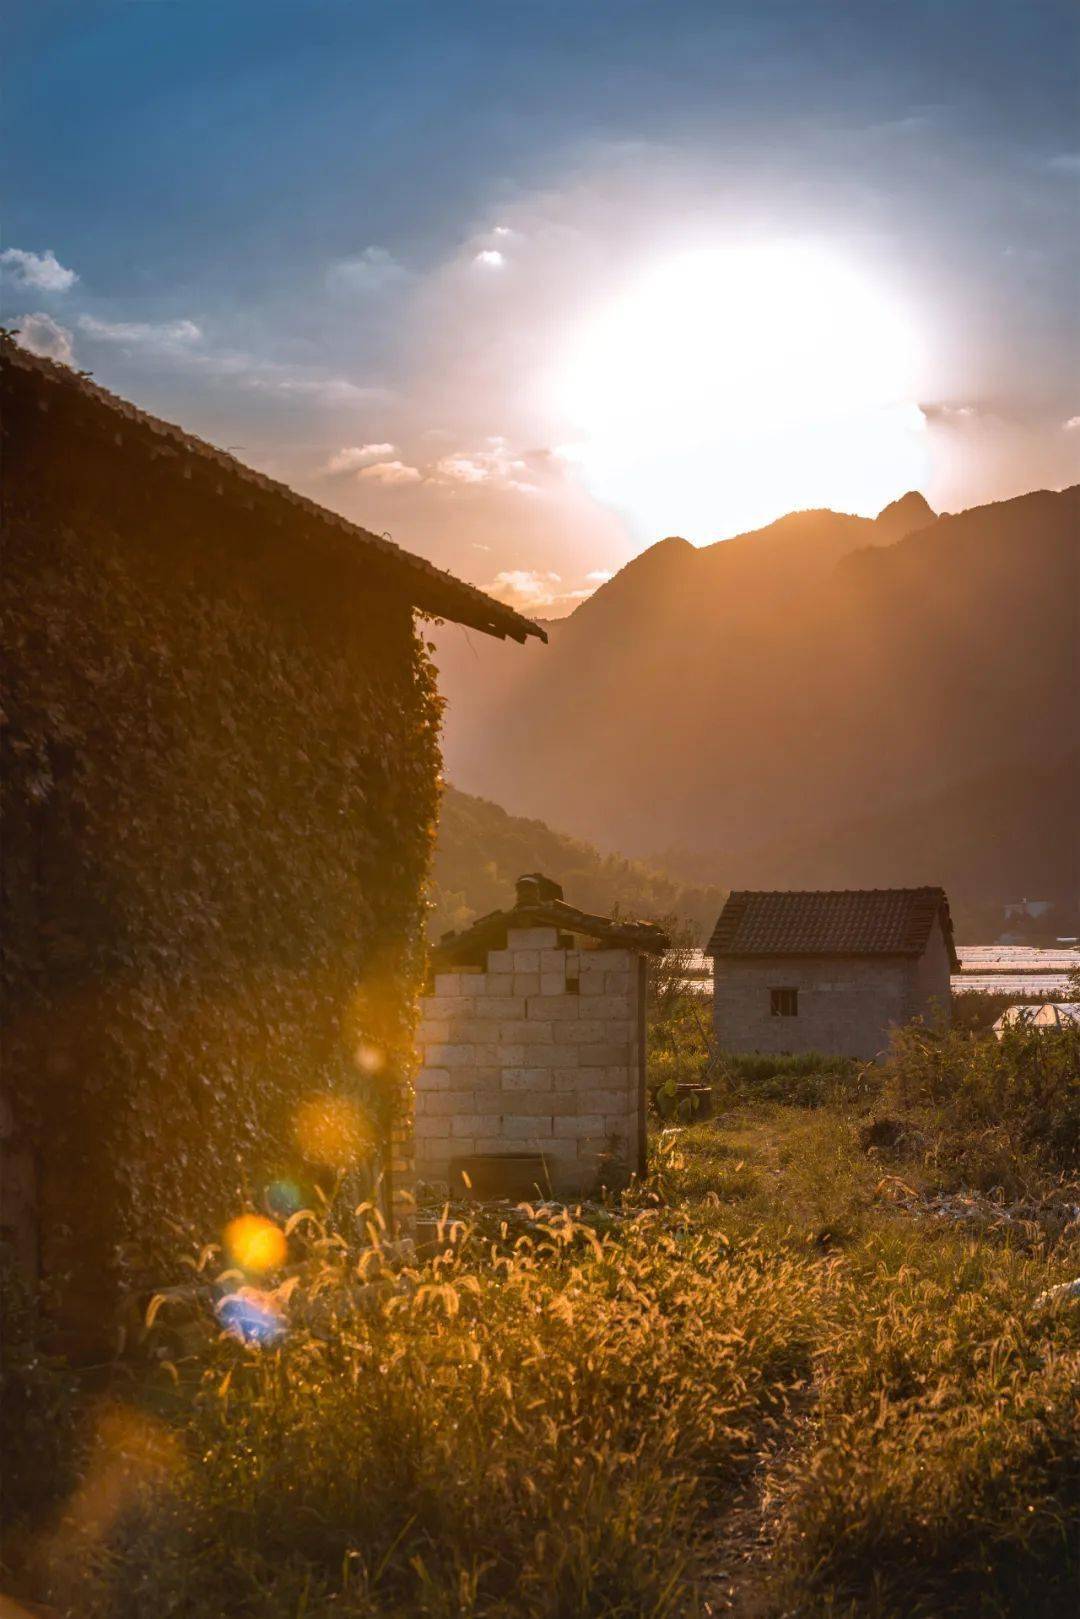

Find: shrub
<box><xmin>884</xmin><ymin>1021</ymin><xmax>1080</xmax><ymax>1182</ymax></box>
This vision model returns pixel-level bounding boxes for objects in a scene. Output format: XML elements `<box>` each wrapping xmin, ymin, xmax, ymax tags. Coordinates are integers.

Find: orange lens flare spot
<box><xmin>224</xmin><ymin>1214</ymin><xmax>287</xmax><ymax>1275</ymax></box>
<box><xmin>355</xmin><ymin>1042</ymin><xmax>385</xmax><ymax>1075</ymax></box>
<box><xmin>294</xmin><ymin>1093</ymin><xmax>372</xmax><ymax>1168</ymax></box>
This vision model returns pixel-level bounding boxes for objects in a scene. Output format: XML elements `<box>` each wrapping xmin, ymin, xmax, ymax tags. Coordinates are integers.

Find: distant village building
<box><xmin>0</xmin><ymin>338</ymin><xmax>543</xmax><ymax>1348</ymax></box>
<box><xmin>706</xmin><ymin>888</ymin><xmax>957</xmax><ymax>1061</ymax></box>
<box><xmin>415</xmin><ymin>875</ymin><xmax>668</xmax><ymax>1199</ymax></box>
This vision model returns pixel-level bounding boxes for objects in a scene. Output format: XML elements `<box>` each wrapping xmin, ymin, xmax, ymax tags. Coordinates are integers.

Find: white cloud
<box><xmin>323</xmin><ymin>443</ymin><xmax>396</xmax><ymax>474</ymax></box>
<box><xmin>328</xmin><ymin>246</ymin><xmax>409</xmax><ymax>292</ymax></box>
<box><xmin>2</xmin><ymin>247</ymin><xmax>78</xmax><ymax>293</ymax></box>
<box><xmin>585</xmin><ymin>568</ymin><xmax>613</xmax><ymax>582</ymax></box>
<box><xmin>431</xmin><ymin>438</ymin><xmax>538</xmax><ymax>493</ymax></box>
<box><xmin>492</xmin><ymin>225</ymin><xmax>512</xmax><ymax>237</ymax></box>
<box><xmin>76</xmin><ymin>313</ymin><xmax>380</xmax><ymax>405</ymax></box>
<box><xmin>78</xmin><ymin>314</ymin><xmax>203</xmax><ymax>349</ymax></box>
<box><xmin>1064</xmin><ymin>416</ymin><xmax>1080</xmax><ymax>431</ymax></box>
<box><xmin>473</xmin><ymin>249</ymin><xmax>505</xmax><ymax>269</ymax></box>
<box><xmin>358</xmin><ymin>459</ymin><xmax>422</xmax><ymax>485</ymax></box>
<box><xmin>486</xmin><ymin>569</ymin><xmax>563</xmax><ymax>609</ymax></box>
<box><xmin>13</xmin><ymin>312</ymin><xmax>75</xmax><ymax>364</ymax></box>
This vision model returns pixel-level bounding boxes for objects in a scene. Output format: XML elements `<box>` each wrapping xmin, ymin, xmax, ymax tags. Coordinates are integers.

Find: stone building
<box><xmin>0</xmin><ymin>336</ymin><xmax>543</xmax><ymax>1346</ymax></box>
<box><xmin>707</xmin><ymin>888</ymin><xmax>957</xmax><ymax>1061</ymax></box>
<box><xmin>415</xmin><ymin>875</ymin><xmax>668</xmax><ymax>1199</ymax></box>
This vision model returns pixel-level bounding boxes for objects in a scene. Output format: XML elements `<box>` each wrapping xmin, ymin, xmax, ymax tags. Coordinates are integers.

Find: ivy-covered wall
<box><xmin>1</xmin><ymin>377</ymin><xmax>442</xmax><ymax>1349</ymax></box>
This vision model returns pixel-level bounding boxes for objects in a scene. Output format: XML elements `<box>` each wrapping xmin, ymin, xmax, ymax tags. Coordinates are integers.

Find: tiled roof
<box><xmin>433</xmin><ymin>882</ymin><xmax>670</xmax><ymax>969</ymax></box>
<box><xmin>706</xmin><ymin>888</ymin><xmax>958</xmax><ymax>967</ymax></box>
<box><xmin>1</xmin><ymin>336</ymin><xmax>546</xmax><ymax>645</ymax></box>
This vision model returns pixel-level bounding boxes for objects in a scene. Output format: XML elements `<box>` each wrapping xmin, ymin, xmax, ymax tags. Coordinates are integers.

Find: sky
<box><xmin>4</xmin><ymin>0</ymin><xmax>1079</xmax><ymax>615</ymax></box>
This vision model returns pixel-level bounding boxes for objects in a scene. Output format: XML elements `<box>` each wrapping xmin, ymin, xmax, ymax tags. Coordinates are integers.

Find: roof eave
<box><xmin>2</xmin><ymin>338</ymin><xmax>547</xmax><ymax>646</ymax></box>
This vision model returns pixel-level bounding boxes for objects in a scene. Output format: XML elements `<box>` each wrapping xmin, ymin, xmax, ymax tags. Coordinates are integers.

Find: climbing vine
<box><xmin>1</xmin><ymin>446</ymin><xmax>442</xmax><ymax>1342</ymax></box>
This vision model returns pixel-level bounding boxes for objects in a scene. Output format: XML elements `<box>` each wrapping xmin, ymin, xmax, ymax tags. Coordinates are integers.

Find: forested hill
<box><xmin>429</xmin><ymin>783</ymin><xmax>725</xmax><ymax>941</ymax></box>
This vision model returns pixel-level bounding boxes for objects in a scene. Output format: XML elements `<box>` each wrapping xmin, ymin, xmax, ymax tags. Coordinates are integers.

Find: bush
<box><xmin>884</xmin><ymin>1021</ymin><xmax>1080</xmax><ymax>1184</ymax></box>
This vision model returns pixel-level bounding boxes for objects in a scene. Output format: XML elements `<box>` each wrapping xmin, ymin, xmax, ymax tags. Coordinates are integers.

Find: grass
<box><xmin>3</xmin><ymin>1023</ymin><xmax>1078</xmax><ymax>1618</ymax></box>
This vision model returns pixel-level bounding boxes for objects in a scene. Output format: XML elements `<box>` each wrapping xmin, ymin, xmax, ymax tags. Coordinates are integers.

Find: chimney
<box><xmin>515</xmin><ymin>872</ymin><xmax>564</xmax><ymax>909</ymax></box>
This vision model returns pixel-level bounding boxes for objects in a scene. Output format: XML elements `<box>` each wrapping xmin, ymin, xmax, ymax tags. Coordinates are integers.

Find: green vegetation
<box><xmin>3</xmin><ymin>1020</ymin><xmax>1077</xmax><ymax>1617</ymax></box>
<box><xmin>430</xmin><ymin>784</ymin><xmax>726</xmax><ymax>940</ymax></box>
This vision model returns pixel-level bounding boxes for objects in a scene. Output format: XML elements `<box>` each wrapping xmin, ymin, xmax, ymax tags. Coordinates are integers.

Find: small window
<box><xmin>770</xmin><ymin>987</ymin><xmax>798</xmax><ymax>1017</ymax></box>
<box><xmin>565</xmin><ymin>974</ymin><xmax>580</xmax><ymax>995</ymax></box>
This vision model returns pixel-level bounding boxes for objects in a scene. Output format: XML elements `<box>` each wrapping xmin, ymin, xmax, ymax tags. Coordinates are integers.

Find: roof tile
<box><xmin>707</xmin><ymin>888</ymin><xmax>958</xmax><ymax>967</ymax></box>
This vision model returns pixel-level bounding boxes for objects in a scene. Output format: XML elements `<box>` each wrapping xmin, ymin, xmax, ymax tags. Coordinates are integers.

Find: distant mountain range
<box><xmin>433</xmin><ymin>486</ymin><xmax>1079</xmax><ymax>933</ymax></box>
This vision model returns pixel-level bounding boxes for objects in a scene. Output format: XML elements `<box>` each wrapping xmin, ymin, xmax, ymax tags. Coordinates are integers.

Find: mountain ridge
<box><xmin>434</xmin><ymin>482</ymin><xmax>1078</xmax><ymax>917</ymax></box>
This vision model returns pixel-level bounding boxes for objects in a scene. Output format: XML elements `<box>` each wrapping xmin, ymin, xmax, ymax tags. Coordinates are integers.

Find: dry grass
<box><xmin>4</xmin><ymin>1025</ymin><xmax>1078</xmax><ymax>1618</ymax></box>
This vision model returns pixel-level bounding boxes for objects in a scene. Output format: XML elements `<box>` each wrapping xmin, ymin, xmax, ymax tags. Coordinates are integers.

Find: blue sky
<box><xmin>4</xmin><ymin>0</ymin><xmax>1078</xmax><ymax>610</ymax></box>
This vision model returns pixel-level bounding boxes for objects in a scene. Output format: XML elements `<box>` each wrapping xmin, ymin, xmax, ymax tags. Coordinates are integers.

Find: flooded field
<box><xmin>953</xmin><ymin>945</ymin><xmax>1079</xmax><ymax>997</ymax></box>
<box><xmin>684</xmin><ymin>945</ymin><xmax>1080</xmax><ymax>998</ymax></box>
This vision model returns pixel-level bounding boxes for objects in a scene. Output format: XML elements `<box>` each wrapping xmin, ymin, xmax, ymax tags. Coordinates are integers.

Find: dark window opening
<box><xmin>566</xmin><ymin>974</ymin><xmax>580</xmax><ymax>995</ymax></box>
<box><xmin>770</xmin><ymin>987</ymin><xmax>798</xmax><ymax>1017</ymax></box>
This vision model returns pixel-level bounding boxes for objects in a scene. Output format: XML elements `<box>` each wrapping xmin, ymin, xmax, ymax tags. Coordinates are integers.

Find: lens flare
<box><xmin>265</xmin><ymin>1178</ymin><xmax>304</xmax><ymax>1218</ymax></box>
<box><xmin>216</xmin><ymin>1286</ymin><xmax>287</xmax><ymax>1345</ymax></box>
<box><xmin>294</xmin><ymin>1093</ymin><xmax>372</xmax><ymax>1168</ymax></box>
<box><xmin>224</xmin><ymin>1213</ymin><xmax>287</xmax><ymax>1274</ymax></box>
<box><xmin>355</xmin><ymin>1042</ymin><xmax>385</xmax><ymax>1075</ymax></box>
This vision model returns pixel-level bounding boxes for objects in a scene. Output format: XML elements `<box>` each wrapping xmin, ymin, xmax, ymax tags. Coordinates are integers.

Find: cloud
<box><xmin>358</xmin><ymin>459</ymin><xmax>422</xmax><ymax>485</ymax></box>
<box><xmin>431</xmin><ymin>438</ymin><xmax>538</xmax><ymax>493</ymax></box>
<box><xmin>586</xmin><ymin>568</ymin><xmax>613</xmax><ymax>582</ymax></box>
<box><xmin>1064</xmin><ymin>416</ymin><xmax>1080</xmax><ymax>431</ymax></box>
<box><xmin>323</xmin><ymin>443</ymin><xmax>396</xmax><ymax>474</ymax></box>
<box><xmin>13</xmin><ymin>312</ymin><xmax>75</xmax><ymax>364</ymax></box>
<box><xmin>920</xmin><ymin>401</ymin><xmax>979</xmax><ymax>424</ymax></box>
<box><xmin>2</xmin><ymin>247</ymin><xmax>78</xmax><ymax>293</ymax></box>
<box><xmin>76</xmin><ymin>312</ymin><xmax>381</xmax><ymax>405</ymax></box>
<box><xmin>473</xmin><ymin>249</ymin><xmax>505</xmax><ymax>268</ymax></box>
<box><xmin>78</xmin><ymin>314</ymin><xmax>203</xmax><ymax>349</ymax></box>
<box><xmin>486</xmin><ymin>569</ymin><xmax>563</xmax><ymax>609</ymax></box>
<box><xmin>1047</xmin><ymin>152</ymin><xmax>1080</xmax><ymax>177</ymax></box>
<box><xmin>328</xmin><ymin>246</ymin><xmax>409</xmax><ymax>293</ymax></box>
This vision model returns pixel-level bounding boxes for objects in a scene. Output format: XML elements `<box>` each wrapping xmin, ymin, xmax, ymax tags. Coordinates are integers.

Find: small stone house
<box><xmin>415</xmin><ymin>875</ymin><xmax>668</xmax><ymax>1199</ymax></box>
<box><xmin>1</xmin><ymin>337</ymin><xmax>543</xmax><ymax>1347</ymax></box>
<box><xmin>707</xmin><ymin>888</ymin><xmax>957</xmax><ymax>1061</ymax></box>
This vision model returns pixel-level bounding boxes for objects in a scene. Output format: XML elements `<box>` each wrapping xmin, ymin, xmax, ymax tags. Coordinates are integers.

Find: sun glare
<box><xmin>551</xmin><ymin>243</ymin><xmax>927</xmax><ymax>539</ymax></box>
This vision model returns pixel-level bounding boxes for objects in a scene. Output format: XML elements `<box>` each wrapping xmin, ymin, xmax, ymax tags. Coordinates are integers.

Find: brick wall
<box><xmin>712</xmin><ymin>954</ymin><xmax>915</xmax><ymax>1061</ymax></box>
<box><xmin>415</xmin><ymin>927</ymin><xmax>645</xmax><ymax>1197</ymax></box>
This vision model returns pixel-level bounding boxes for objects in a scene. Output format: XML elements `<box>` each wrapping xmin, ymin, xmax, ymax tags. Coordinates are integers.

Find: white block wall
<box><xmin>415</xmin><ymin>927</ymin><xmax>645</xmax><ymax>1197</ymax></box>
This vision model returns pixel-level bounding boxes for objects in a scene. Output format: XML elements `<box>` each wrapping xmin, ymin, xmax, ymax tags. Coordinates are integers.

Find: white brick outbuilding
<box><xmin>415</xmin><ymin>875</ymin><xmax>667</xmax><ymax>1199</ymax></box>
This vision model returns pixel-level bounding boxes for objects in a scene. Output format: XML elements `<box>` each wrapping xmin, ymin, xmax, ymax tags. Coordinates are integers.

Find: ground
<box><xmin>2</xmin><ymin>1025</ymin><xmax>1078</xmax><ymax>1618</ymax></box>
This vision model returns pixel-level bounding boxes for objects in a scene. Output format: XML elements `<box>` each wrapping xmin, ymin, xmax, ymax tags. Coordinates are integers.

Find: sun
<box><xmin>550</xmin><ymin>242</ymin><xmax>927</xmax><ymax>540</ymax></box>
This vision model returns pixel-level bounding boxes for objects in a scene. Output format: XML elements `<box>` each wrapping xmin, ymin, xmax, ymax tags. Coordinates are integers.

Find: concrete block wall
<box><xmin>415</xmin><ymin>927</ymin><xmax>645</xmax><ymax>1197</ymax></box>
<box><xmin>712</xmin><ymin>955</ymin><xmax>913</xmax><ymax>1062</ymax></box>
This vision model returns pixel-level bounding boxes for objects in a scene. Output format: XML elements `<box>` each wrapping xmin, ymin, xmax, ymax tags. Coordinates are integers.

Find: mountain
<box><xmin>433</xmin><ymin>487</ymin><xmax>1079</xmax><ymax>918</ymax></box>
<box><xmin>728</xmin><ymin>749</ymin><xmax>1080</xmax><ymax>939</ymax></box>
<box><xmin>430</xmin><ymin>783</ymin><xmax>726</xmax><ymax>942</ymax></box>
